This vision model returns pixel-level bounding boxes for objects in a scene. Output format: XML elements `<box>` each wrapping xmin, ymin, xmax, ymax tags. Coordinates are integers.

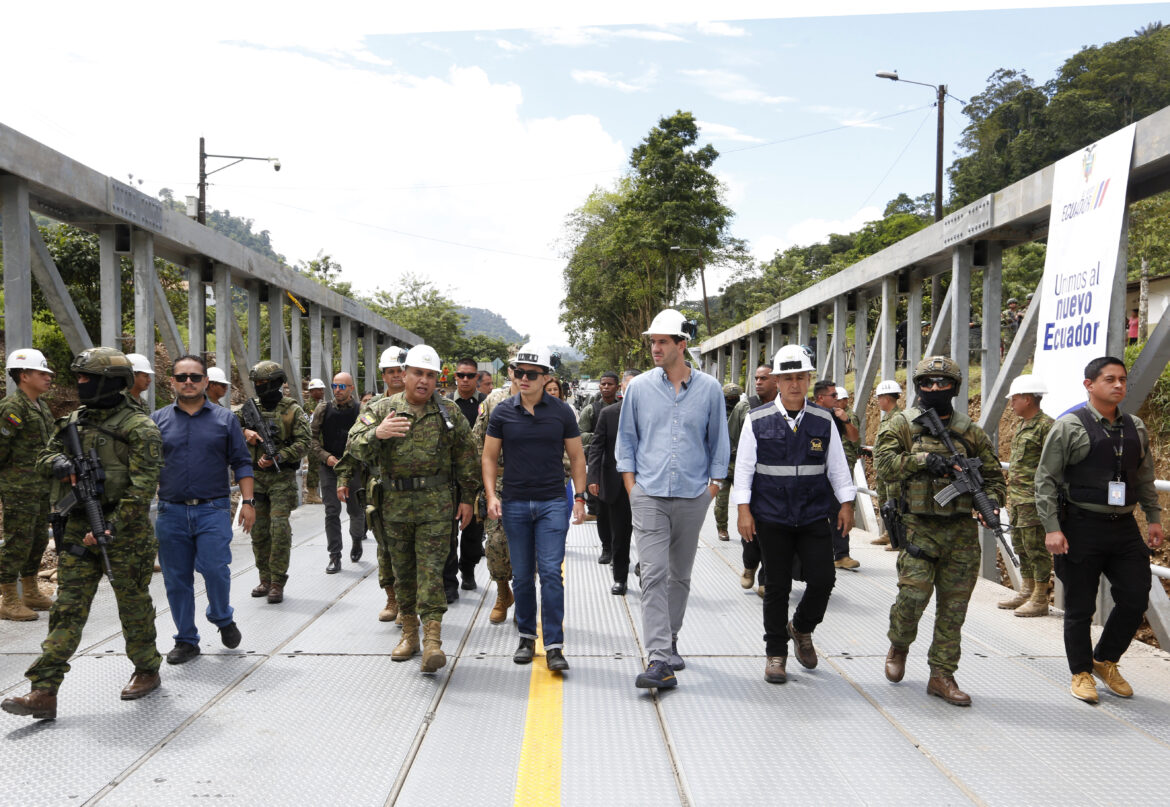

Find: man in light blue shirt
<box><xmin>616</xmin><ymin>309</ymin><xmax>729</xmax><ymax>689</ymax></box>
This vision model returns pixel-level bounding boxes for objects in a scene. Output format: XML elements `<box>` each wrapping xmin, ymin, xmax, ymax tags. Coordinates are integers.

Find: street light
<box><xmin>198</xmin><ymin>136</ymin><xmax>281</xmax><ymax>225</ymax></box>
<box><xmin>669</xmin><ymin>246</ymin><xmax>713</xmax><ymax>337</ymax></box>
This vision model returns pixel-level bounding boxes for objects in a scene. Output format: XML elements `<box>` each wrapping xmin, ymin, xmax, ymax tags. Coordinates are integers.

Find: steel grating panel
<box><xmin>560</xmin><ymin>544</ymin><xmax>642</xmax><ymax>657</ymax></box>
<box><xmin>0</xmin><ymin>652</ymin><xmax>254</xmax><ymax>805</ymax></box>
<box><xmin>566</xmin><ymin>518</ymin><xmax>602</xmax><ymax>549</ymax></box>
<box><xmin>659</xmin><ymin>655</ymin><xmax>966</xmax><ymax>805</ymax></box>
<box><xmin>840</xmin><ymin>653</ymin><xmax>1170</xmax><ymax>806</ymax></box>
<box><xmin>561</xmin><ymin>655</ymin><xmax>679</xmax><ymax>805</ymax></box>
<box><xmin>103</xmin><ymin>654</ymin><xmax>437</xmax><ymax>806</ymax></box>
<box><xmin>0</xmin><ymin>654</ymin><xmax>38</xmax><ymax>692</ymax></box>
<box><xmin>395</xmin><ymin>655</ymin><xmax>530</xmax><ymax>806</ymax></box>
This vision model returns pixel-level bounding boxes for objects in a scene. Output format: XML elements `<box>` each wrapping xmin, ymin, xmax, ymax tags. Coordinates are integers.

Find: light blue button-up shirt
<box><xmin>615</xmin><ymin>366</ymin><xmax>729</xmax><ymax>498</ymax></box>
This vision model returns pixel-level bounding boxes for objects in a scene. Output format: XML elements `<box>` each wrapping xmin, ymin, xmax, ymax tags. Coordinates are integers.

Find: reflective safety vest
<box><xmin>748</xmin><ymin>403</ymin><xmax>837</xmax><ymax>527</ymax></box>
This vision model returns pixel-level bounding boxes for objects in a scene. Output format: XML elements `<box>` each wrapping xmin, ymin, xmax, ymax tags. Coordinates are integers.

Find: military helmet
<box><xmin>71</xmin><ymin>347</ymin><xmax>134</xmax><ymax>382</ymax></box>
<box><xmin>913</xmin><ymin>355</ymin><xmax>962</xmax><ymax>385</ymax></box>
<box><xmin>1007</xmin><ymin>297</ymin><xmax>1019</xmax><ymax>305</ymax></box>
<box><xmin>722</xmin><ymin>382</ymin><xmax>743</xmax><ymax>398</ymax></box>
<box><xmin>249</xmin><ymin>360</ymin><xmax>286</xmax><ymax>385</ymax></box>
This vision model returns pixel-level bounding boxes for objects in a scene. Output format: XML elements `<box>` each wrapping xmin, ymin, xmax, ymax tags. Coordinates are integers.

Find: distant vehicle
<box><xmin>575</xmin><ymin>379</ymin><xmax>600</xmax><ymax>409</ymax></box>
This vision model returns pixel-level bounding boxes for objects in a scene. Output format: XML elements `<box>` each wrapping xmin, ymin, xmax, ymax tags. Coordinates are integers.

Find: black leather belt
<box><xmin>166</xmin><ymin>497</ymin><xmax>223</xmax><ymax>506</ymax></box>
<box><xmin>386</xmin><ymin>474</ymin><xmax>449</xmax><ymax>492</ymax></box>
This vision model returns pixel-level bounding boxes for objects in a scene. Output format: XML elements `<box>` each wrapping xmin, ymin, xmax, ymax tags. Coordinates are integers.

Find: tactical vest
<box><xmin>748</xmin><ymin>404</ymin><xmax>837</xmax><ymax>527</ymax></box>
<box><xmin>1064</xmin><ymin>408</ymin><xmax>1141</xmax><ymax>507</ymax></box>
<box><xmin>902</xmin><ymin>407</ymin><xmax>978</xmax><ymax>517</ymax></box>
<box><xmin>69</xmin><ymin>402</ymin><xmax>138</xmax><ymax>508</ymax></box>
<box><xmin>321</xmin><ymin>400</ymin><xmax>358</xmax><ymax>458</ymax></box>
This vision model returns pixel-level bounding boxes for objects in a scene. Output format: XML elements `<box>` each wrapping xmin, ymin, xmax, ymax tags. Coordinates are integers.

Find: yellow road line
<box><xmin>513</xmin><ymin>602</ymin><xmax>564</xmax><ymax>804</ymax></box>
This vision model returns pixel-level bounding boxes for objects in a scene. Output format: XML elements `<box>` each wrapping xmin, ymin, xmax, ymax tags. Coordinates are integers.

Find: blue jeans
<box><xmin>502</xmin><ymin>498</ymin><xmax>570</xmax><ymax>649</ymax></box>
<box><xmin>156</xmin><ymin>498</ymin><xmax>235</xmax><ymax>646</ymax></box>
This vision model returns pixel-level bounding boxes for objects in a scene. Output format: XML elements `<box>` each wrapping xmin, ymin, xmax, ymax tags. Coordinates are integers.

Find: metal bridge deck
<box><xmin>2</xmin><ymin>505</ymin><xmax>1168</xmax><ymax>806</ymax></box>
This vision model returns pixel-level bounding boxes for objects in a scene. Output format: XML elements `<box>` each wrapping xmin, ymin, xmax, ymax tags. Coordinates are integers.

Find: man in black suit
<box><xmin>587</xmin><ymin>370</ymin><xmax>640</xmax><ymax>594</ymax></box>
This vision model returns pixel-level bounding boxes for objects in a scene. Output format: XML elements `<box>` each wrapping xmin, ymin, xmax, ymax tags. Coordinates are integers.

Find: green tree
<box><xmin>368</xmin><ymin>273</ymin><xmax>467</xmax><ymax>359</ymax></box>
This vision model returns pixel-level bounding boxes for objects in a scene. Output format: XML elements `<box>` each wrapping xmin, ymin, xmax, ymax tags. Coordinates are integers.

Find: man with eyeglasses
<box><xmin>311</xmin><ymin>372</ymin><xmax>365</xmax><ymax>574</ymax></box>
<box><xmin>875</xmin><ymin>355</ymin><xmax>1005</xmax><ymax>706</ymax></box>
<box><xmin>149</xmin><ymin>356</ymin><xmax>255</xmax><ymax>665</ymax></box>
<box><xmin>301</xmin><ymin>379</ymin><xmax>327</xmax><ymax>504</ymax></box>
<box><xmin>444</xmin><ymin>358</ymin><xmax>486</xmax><ymax>598</ymax></box>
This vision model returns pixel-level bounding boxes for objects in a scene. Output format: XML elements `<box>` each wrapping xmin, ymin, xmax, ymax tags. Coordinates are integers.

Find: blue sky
<box><xmin>3</xmin><ymin>2</ymin><xmax>1167</xmax><ymax>346</ymax></box>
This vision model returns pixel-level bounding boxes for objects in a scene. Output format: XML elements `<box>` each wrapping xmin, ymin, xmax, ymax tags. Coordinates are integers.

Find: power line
<box><xmin>858</xmin><ymin>108</ymin><xmax>935</xmax><ymax>210</ymax></box>
<box><xmin>720</xmin><ymin>103</ymin><xmax>935</xmax><ymax>155</ymax></box>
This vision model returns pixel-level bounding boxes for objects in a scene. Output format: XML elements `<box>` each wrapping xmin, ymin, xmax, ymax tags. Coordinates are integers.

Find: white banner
<box><xmin>1032</xmin><ymin>124</ymin><xmax>1136</xmax><ymax>417</ymax></box>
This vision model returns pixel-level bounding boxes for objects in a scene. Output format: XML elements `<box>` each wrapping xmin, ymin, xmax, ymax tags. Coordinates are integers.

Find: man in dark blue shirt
<box><xmin>152</xmin><ymin>355</ymin><xmax>255</xmax><ymax>665</ymax></box>
<box><xmin>483</xmin><ymin>343</ymin><xmax>585</xmax><ymax>672</ymax></box>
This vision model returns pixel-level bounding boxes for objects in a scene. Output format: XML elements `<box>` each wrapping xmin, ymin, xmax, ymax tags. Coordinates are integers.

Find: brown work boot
<box><xmin>379</xmin><ymin>586</ymin><xmax>399</xmax><ymax>622</ymax></box>
<box><xmin>490</xmin><ymin>581</ymin><xmax>514</xmax><ymax>624</ymax></box>
<box><xmin>871</xmin><ymin>534</ymin><xmax>891</xmax><ymax>545</ymax></box>
<box><xmin>303</xmin><ymin>488</ymin><xmax>323</xmax><ymax>505</ymax></box>
<box><xmin>787</xmin><ymin>620</ymin><xmax>818</xmax><ymax>669</ymax></box>
<box><xmin>885</xmin><ymin>645</ymin><xmax>908</xmax><ymax>683</ymax></box>
<box><xmin>833</xmin><ymin>556</ymin><xmax>860</xmax><ymax>571</ymax></box>
<box><xmin>716</xmin><ymin>528</ymin><xmax>730</xmax><ymax>541</ymax></box>
<box><xmin>1092</xmin><ymin>660</ymin><xmax>1133</xmax><ymax>698</ymax></box>
<box><xmin>1</xmin><ymin>688</ymin><xmax>57</xmax><ymax>719</ymax></box>
<box><xmin>266</xmin><ymin>583</ymin><xmax>284</xmax><ymax>604</ymax></box>
<box><xmin>1014</xmin><ymin>579</ymin><xmax>1050</xmax><ymax>618</ymax></box>
<box><xmin>927</xmin><ymin>673</ymin><xmax>971</xmax><ymax>706</ymax></box>
<box><xmin>420</xmin><ymin>620</ymin><xmax>446</xmax><ymax>673</ymax></box>
<box><xmin>756</xmin><ymin>585</ymin><xmax>765</xmax><ymax>598</ymax></box>
<box><xmin>740</xmin><ymin>567</ymin><xmax>755</xmax><ymax>589</ymax></box>
<box><xmin>0</xmin><ymin>582</ymin><xmax>37</xmax><ymax>621</ymax></box>
<box><xmin>998</xmin><ymin>577</ymin><xmax>1034</xmax><ymax>610</ymax></box>
<box><xmin>393</xmin><ymin>614</ymin><xmax>420</xmax><ymax>660</ymax></box>
<box><xmin>251</xmin><ymin>579</ymin><xmax>271</xmax><ymax>598</ymax></box>
<box><xmin>20</xmin><ymin>576</ymin><xmax>53</xmax><ymax>610</ymax></box>
<box><xmin>121</xmin><ymin>671</ymin><xmax>161</xmax><ymax>700</ymax></box>
<box><xmin>764</xmin><ymin>656</ymin><xmax>787</xmax><ymax>684</ymax></box>
<box><xmin>1070</xmin><ymin>671</ymin><xmax>1099</xmax><ymax>703</ymax></box>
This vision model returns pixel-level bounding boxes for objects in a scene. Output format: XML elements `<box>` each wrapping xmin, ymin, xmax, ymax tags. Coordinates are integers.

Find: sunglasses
<box><xmin>174</xmin><ymin>373</ymin><xmax>205</xmax><ymax>383</ymax></box>
<box><xmin>455</xmin><ymin>372</ymin><xmax>477</xmax><ymax>379</ymax></box>
<box><xmin>918</xmin><ymin>377</ymin><xmax>955</xmax><ymax>390</ymax></box>
<box><xmin>332</xmin><ymin>383</ymin><xmax>349</xmax><ymax>390</ymax></box>
<box><xmin>513</xmin><ymin>369</ymin><xmax>544</xmax><ymax>381</ymax></box>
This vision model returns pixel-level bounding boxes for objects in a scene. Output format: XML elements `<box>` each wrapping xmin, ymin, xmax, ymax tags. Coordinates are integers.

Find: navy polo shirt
<box><xmin>487</xmin><ymin>392</ymin><xmax>580</xmax><ymax>501</ymax></box>
<box><xmin>152</xmin><ymin>397</ymin><xmax>254</xmax><ymax>501</ymax></box>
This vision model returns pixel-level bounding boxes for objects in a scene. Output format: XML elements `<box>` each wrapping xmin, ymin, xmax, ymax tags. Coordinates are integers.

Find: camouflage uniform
<box><xmin>348</xmin><ymin>393</ymin><xmax>478</xmax><ymax>623</ymax></box>
<box><xmin>26</xmin><ymin>391</ymin><xmax>164</xmax><ymax>691</ymax></box>
<box><xmin>234</xmin><ymin>397</ymin><xmax>310</xmax><ymax>586</ymax></box>
<box><xmin>841</xmin><ymin>407</ymin><xmax>862</xmax><ymax>470</ymax></box>
<box><xmin>1007</xmin><ymin>410</ymin><xmax>1055</xmax><ymax>582</ymax></box>
<box><xmin>714</xmin><ymin>387</ymin><xmax>748</xmax><ymax>533</ymax></box>
<box><xmin>0</xmin><ymin>389</ymin><xmax>54</xmax><ymax>583</ymax></box>
<box><xmin>875</xmin><ymin>406</ymin><xmax>1005</xmax><ymax>675</ymax></box>
<box><xmin>875</xmin><ymin>408</ymin><xmax>898</xmax><ymax>504</ymax></box>
<box><xmin>473</xmin><ymin>388</ymin><xmax>512</xmax><ymax>582</ymax></box>
<box><xmin>303</xmin><ymin>396</ymin><xmax>322</xmax><ymax>494</ymax></box>
<box><xmin>338</xmin><ymin>392</ymin><xmax>392</xmax><ymax>588</ymax></box>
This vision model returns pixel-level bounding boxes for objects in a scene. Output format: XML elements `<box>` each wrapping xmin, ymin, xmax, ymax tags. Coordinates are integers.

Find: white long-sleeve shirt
<box><xmin>729</xmin><ymin>401</ymin><xmax>856</xmax><ymax>507</ymax></box>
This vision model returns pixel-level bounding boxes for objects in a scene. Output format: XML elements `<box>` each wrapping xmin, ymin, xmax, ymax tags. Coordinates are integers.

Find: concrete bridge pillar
<box><xmin>1</xmin><ymin>176</ymin><xmax>33</xmax><ymax>392</ymax></box>
<box><xmin>132</xmin><ymin>230</ymin><xmax>155</xmax><ymax>403</ymax></box>
<box><xmin>99</xmin><ymin>225</ymin><xmax>121</xmax><ymax>350</ymax></box>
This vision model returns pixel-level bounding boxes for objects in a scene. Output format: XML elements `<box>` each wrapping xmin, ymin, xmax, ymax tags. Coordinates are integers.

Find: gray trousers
<box><xmin>320</xmin><ymin>463</ymin><xmax>365</xmax><ymax>556</ymax></box>
<box><xmin>630</xmin><ymin>485</ymin><xmax>713</xmax><ymax>664</ymax></box>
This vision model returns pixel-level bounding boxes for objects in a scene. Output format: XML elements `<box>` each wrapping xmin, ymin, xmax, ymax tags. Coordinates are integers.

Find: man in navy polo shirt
<box><xmin>483</xmin><ymin>343</ymin><xmax>586</xmax><ymax>673</ymax></box>
<box><xmin>152</xmin><ymin>355</ymin><xmax>255</xmax><ymax>665</ymax></box>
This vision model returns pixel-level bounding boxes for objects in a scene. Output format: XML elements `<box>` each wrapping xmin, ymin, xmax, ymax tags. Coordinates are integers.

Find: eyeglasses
<box><xmin>174</xmin><ymin>373</ymin><xmax>205</xmax><ymax>383</ymax></box>
<box><xmin>332</xmin><ymin>383</ymin><xmax>349</xmax><ymax>390</ymax></box>
<box><xmin>918</xmin><ymin>377</ymin><xmax>955</xmax><ymax>390</ymax></box>
<box><xmin>455</xmin><ymin>372</ymin><xmax>477</xmax><ymax>379</ymax></box>
<box><xmin>513</xmin><ymin>369</ymin><xmax>544</xmax><ymax>381</ymax></box>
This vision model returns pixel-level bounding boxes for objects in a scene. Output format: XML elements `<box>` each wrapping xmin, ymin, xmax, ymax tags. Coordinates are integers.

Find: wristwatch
<box><xmin>241</xmin><ymin>498</ymin><xmax>256</xmax><ymax>506</ymax></box>
<box><xmin>574</xmin><ymin>493</ymin><xmax>587</xmax><ymax>502</ymax></box>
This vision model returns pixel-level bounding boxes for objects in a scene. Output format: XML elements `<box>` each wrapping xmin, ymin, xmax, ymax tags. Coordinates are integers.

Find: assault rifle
<box><xmin>49</xmin><ymin>421</ymin><xmax>116</xmax><ymax>584</ymax></box>
<box><xmin>241</xmin><ymin>398</ymin><xmax>281</xmax><ymax>471</ymax></box>
<box><xmin>913</xmin><ymin>407</ymin><xmax>1019</xmax><ymax>568</ymax></box>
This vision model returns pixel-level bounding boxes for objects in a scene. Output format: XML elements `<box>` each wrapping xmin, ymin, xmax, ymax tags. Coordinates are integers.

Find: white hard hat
<box><xmin>206</xmin><ymin>366</ymin><xmax>229</xmax><ymax>385</ymax></box>
<box><xmin>510</xmin><ymin>342</ymin><xmax>554</xmax><ymax>371</ymax></box>
<box><xmin>875</xmin><ymin>379</ymin><xmax>902</xmax><ymax>396</ymax></box>
<box><xmin>127</xmin><ymin>353</ymin><xmax>154</xmax><ymax>375</ymax></box>
<box><xmin>771</xmin><ymin>345</ymin><xmax>815</xmax><ymax>375</ymax></box>
<box><xmin>643</xmin><ymin>309</ymin><xmax>694</xmax><ymax>339</ymax></box>
<box><xmin>307</xmin><ymin>378</ymin><xmax>326</xmax><ymax>390</ymax></box>
<box><xmin>404</xmin><ymin>344</ymin><xmax>442</xmax><ymax>372</ymax></box>
<box><xmin>6</xmin><ymin>348</ymin><xmax>53</xmax><ymax>375</ymax></box>
<box><xmin>835</xmin><ymin>386</ymin><xmax>849</xmax><ymax>400</ymax></box>
<box><xmin>1006</xmin><ymin>374</ymin><xmax>1048</xmax><ymax>398</ymax></box>
<box><xmin>379</xmin><ymin>346</ymin><xmax>407</xmax><ymax>369</ymax></box>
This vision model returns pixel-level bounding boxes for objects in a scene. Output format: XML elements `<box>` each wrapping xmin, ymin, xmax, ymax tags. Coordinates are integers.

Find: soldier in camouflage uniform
<box><xmin>235</xmin><ymin>361</ymin><xmax>311</xmax><ymax>605</ymax></box>
<box><xmin>875</xmin><ymin>356</ymin><xmax>1005</xmax><ymax>706</ymax></box>
<box><xmin>0</xmin><ymin>349</ymin><xmax>56</xmax><ymax>621</ymax></box>
<box><xmin>302</xmin><ymin>379</ymin><xmax>326</xmax><ymax>504</ymax></box>
<box><xmin>347</xmin><ymin>345</ymin><xmax>478</xmax><ymax>673</ymax></box>
<box><xmin>813</xmin><ymin>381</ymin><xmax>861</xmax><ymax>571</ymax></box>
<box><xmin>474</xmin><ymin>374</ymin><xmax>515</xmax><ymax>623</ymax></box>
<box><xmin>714</xmin><ymin>383</ymin><xmax>748</xmax><ymax>542</ymax></box>
<box><xmin>870</xmin><ymin>380</ymin><xmax>902</xmax><ymax>549</ymax></box>
<box><xmin>2</xmin><ymin>348</ymin><xmax>164</xmax><ymax>720</ymax></box>
<box><xmin>998</xmin><ymin>375</ymin><xmax>1055</xmax><ymax>617</ymax></box>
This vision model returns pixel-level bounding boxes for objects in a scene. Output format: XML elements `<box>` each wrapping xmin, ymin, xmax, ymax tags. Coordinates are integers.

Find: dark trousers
<box><xmin>830</xmin><ymin>506</ymin><xmax>851</xmax><ymax>560</ymax></box>
<box><xmin>444</xmin><ymin>518</ymin><xmax>485</xmax><ymax>592</ymax></box>
<box><xmin>604</xmin><ymin>492</ymin><xmax>633</xmax><ymax>581</ymax></box>
<box><xmin>596</xmin><ymin>498</ymin><xmax>612</xmax><ymax>552</ymax></box>
<box><xmin>755</xmin><ymin>518</ymin><xmax>836</xmax><ymax>656</ymax></box>
<box><xmin>1054</xmin><ymin>512</ymin><xmax>1151</xmax><ymax>675</ymax></box>
<box><xmin>321</xmin><ymin>464</ymin><xmax>364</xmax><ymax>557</ymax></box>
<box><xmin>741</xmin><ymin>537</ymin><xmax>768</xmax><ymax>586</ymax></box>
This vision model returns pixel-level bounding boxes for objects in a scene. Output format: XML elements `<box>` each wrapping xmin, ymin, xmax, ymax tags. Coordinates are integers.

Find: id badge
<box><xmin>1107</xmin><ymin>481</ymin><xmax>1126</xmax><ymax>506</ymax></box>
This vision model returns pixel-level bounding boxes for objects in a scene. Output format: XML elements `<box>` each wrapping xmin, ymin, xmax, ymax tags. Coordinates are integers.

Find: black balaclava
<box><xmin>256</xmin><ymin>381</ymin><xmax>283</xmax><ymax>409</ymax></box>
<box><xmin>917</xmin><ymin>387</ymin><xmax>955</xmax><ymax>417</ymax></box>
<box><xmin>78</xmin><ymin>375</ymin><xmax>127</xmax><ymax>409</ymax></box>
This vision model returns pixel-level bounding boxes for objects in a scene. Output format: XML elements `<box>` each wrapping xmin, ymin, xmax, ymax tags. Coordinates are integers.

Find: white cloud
<box><xmin>680</xmin><ymin>69</ymin><xmax>792</xmax><ymax>105</ymax></box>
<box><xmin>696</xmin><ymin>21</ymin><xmax>747</xmax><ymax>37</ymax></box>
<box><xmin>495</xmin><ymin>37</ymin><xmax>527</xmax><ymax>52</ymax></box>
<box><xmin>697</xmin><ymin>120</ymin><xmax>764</xmax><ymax>143</ymax></box>
<box><xmin>534</xmin><ymin>26</ymin><xmax>685</xmax><ymax>46</ymax></box>
<box><xmin>807</xmin><ymin>105</ymin><xmax>895</xmax><ymax>129</ymax></box>
<box><xmin>571</xmin><ymin>67</ymin><xmax>658</xmax><ymax>93</ymax></box>
<box><xmin>753</xmin><ymin>206</ymin><xmax>884</xmax><ymax>259</ymax></box>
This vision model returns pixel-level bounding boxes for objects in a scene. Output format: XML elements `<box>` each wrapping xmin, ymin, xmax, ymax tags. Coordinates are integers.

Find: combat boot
<box><xmin>251</xmin><ymin>579</ymin><xmax>271</xmax><ymax>598</ymax></box>
<box><xmin>20</xmin><ymin>576</ymin><xmax>53</xmax><ymax>611</ymax></box>
<box><xmin>1014</xmin><ymin>579</ymin><xmax>1050</xmax><ymax>617</ymax></box>
<box><xmin>379</xmin><ymin>586</ymin><xmax>399</xmax><ymax>622</ymax></box>
<box><xmin>266</xmin><ymin>583</ymin><xmax>284</xmax><ymax>604</ymax></box>
<box><xmin>997</xmin><ymin>577</ymin><xmax>1034</xmax><ymax>610</ymax></box>
<box><xmin>884</xmin><ymin>644</ymin><xmax>908</xmax><ymax>683</ymax></box>
<box><xmin>1</xmin><ymin>688</ymin><xmax>57</xmax><ymax>719</ymax></box>
<box><xmin>871</xmin><ymin>533</ymin><xmax>890</xmax><ymax>545</ymax></box>
<box><xmin>927</xmin><ymin>673</ymin><xmax>971</xmax><ymax>706</ymax></box>
<box><xmin>420</xmin><ymin>620</ymin><xmax>446</xmax><ymax>673</ymax></box>
<box><xmin>393</xmin><ymin>614</ymin><xmax>420</xmax><ymax>661</ymax></box>
<box><xmin>490</xmin><ymin>581</ymin><xmax>514</xmax><ymax>624</ymax></box>
<box><xmin>0</xmin><ymin>582</ymin><xmax>37</xmax><ymax>621</ymax></box>
<box><xmin>303</xmin><ymin>487</ymin><xmax>323</xmax><ymax>505</ymax></box>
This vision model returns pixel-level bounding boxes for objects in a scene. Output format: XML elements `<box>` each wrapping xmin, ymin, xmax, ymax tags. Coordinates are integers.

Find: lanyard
<box><xmin>778</xmin><ymin>404</ymin><xmax>804</xmax><ymax>433</ymax></box>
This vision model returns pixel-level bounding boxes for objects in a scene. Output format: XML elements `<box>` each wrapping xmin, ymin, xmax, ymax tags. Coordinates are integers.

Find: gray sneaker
<box><xmin>667</xmin><ymin>634</ymin><xmax>685</xmax><ymax>671</ymax></box>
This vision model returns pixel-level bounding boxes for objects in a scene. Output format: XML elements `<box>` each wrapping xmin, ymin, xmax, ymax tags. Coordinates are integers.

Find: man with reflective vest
<box><xmin>732</xmin><ymin>344</ymin><xmax>855</xmax><ymax>684</ymax></box>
